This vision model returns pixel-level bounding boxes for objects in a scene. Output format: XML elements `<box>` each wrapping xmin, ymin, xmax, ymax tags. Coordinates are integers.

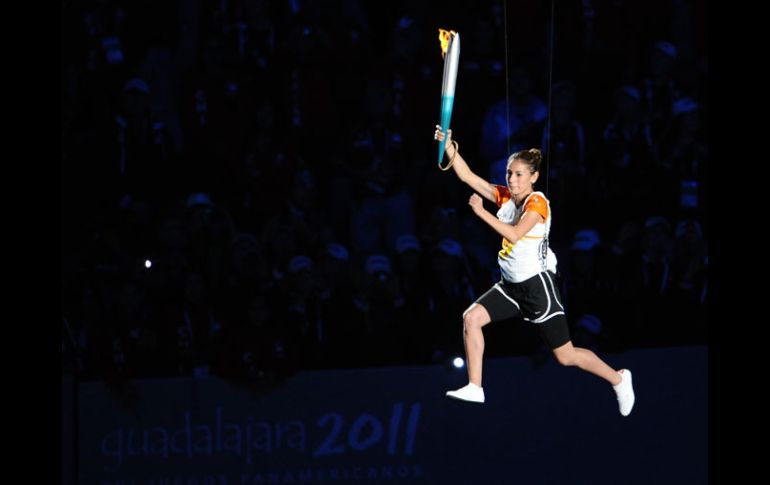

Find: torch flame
<box><xmin>438</xmin><ymin>28</ymin><xmax>456</xmax><ymax>59</ymax></box>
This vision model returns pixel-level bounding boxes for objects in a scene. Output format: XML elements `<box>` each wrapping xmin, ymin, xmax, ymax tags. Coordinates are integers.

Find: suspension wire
<box><xmin>504</xmin><ymin>0</ymin><xmax>556</xmax><ymax>199</ymax></box>
<box><xmin>503</xmin><ymin>0</ymin><xmax>510</xmax><ymax>157</ymax></box>
<box><xmin>545</xmin><ymin>0</ymin><xmax>556</xmax><ymax>197</ymax></box>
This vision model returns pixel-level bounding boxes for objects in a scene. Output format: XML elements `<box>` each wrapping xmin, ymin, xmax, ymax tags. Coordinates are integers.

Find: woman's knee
<box><xmin>463</xmin><ymin>306</ymin><xmax>489</xmax><ymax>332</ymax></box>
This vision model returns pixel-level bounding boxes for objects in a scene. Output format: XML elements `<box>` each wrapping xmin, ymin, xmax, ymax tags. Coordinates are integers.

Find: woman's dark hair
<box><xmin>508</xmin><ymin>148</ymin><xmax>542</xmax><ymax>173</ymax></box>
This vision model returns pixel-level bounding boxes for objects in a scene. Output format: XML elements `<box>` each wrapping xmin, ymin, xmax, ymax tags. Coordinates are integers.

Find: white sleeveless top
<box><xmin>495</xmin><ymin>189</ymin><xmax>558</xmax><ymax>283</ymax></box>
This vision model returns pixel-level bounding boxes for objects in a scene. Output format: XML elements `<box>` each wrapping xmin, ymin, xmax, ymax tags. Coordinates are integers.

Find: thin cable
<box><xmin>504</xmin><ymin>0</ymin><xmax>511</xmax><ymax>157</ymax></box>
<box><xmin>545</xmin><ymin>0</ymin><xmax>556</xmax><ymax>197</ymax></box>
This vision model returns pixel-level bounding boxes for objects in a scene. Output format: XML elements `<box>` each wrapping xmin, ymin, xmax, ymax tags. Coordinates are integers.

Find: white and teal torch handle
<box><xmin>438</xmin><ymin>32</ymin><xmax>460</xmax><ymax>166</ymax></box>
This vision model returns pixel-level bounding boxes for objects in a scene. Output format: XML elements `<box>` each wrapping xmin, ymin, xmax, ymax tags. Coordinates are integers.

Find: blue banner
<box><xmin>62</xmin><ymin>373</ymin><xmax>75</xmax><ymax>485</ymax></box>
<box><xmin>77</xmin><ymin>346</ymin><xmax>706</xmax><ymax>484</ymax></box>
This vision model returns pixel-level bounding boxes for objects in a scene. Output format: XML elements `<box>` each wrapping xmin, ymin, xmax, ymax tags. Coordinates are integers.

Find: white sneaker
<box><xmin>446</xmin><ymin>383</ymin><xmax>485</xmax><ymax>403</ymax></box>
<box><xmin>613</xmin><ymin>369</ymin><xmax>635</xmax><ymax>416</ymax></box>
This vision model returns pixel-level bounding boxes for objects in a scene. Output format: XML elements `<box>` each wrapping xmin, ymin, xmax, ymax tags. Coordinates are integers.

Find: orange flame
<box><xmin>438</xmin><ymin>28</ymin><xmax>456</xmax><ymax>59</ymax></box>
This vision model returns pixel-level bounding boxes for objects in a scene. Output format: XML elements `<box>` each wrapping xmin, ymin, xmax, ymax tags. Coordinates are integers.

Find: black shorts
<box><xmin>474</xmin><ymin>271</ymin><xmax>570</xmax><ymax>349</ymax></box>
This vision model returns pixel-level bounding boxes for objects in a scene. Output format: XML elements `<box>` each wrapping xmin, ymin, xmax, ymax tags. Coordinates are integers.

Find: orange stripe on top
<box><xmin>523</xmin><ymin>194</ymin><xmax>548</xmax><ymax>220</ymax></box>
<box><xmin>494</xmin><ymin>185</ymin><xmax>511</xmax><ymax>207</ymax></box>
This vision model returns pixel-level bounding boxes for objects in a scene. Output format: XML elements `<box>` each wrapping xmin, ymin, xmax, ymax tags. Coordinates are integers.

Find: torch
<box><xmin>437</xmin><ymin>29</ymin><xmax>460</xmax><ymax>167</ymax></box>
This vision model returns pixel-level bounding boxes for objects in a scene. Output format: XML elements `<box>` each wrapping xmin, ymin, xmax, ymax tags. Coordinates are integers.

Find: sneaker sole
<box><xmin>445</xmin><ymin>392</ymin><xmax>485</xmax><ymax>404</ymax></box>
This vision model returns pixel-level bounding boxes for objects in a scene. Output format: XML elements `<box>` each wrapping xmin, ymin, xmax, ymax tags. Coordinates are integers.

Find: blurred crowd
<box><xmin>62</xmin><ymin>0</ymin><xmax>707</xmax><ymax>384</ymax></box>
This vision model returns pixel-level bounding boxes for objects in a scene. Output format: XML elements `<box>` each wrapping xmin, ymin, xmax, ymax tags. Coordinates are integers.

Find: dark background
<box><xmin>61</xmin><ymin>1</ymin><xmax>709</xmax><ymax>482</ymax></box>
